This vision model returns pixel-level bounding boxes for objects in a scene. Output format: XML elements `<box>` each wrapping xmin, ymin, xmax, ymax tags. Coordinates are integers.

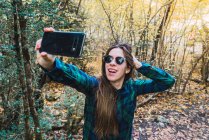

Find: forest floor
<box><xmin>132</xmin><ymin>83</ymin><xmax>209</xmax><ymax>140</ymax></box>
<box><xmin>44</xmin><ymin>81</ymin><xmax>209</xmax><ymax>140</ymax></box>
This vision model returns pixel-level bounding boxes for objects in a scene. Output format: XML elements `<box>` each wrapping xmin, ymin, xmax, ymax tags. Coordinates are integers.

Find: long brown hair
<box><xmin>94</xmin><ymin>43</ymin><xmax>134</xmax><ymax>139</ymax></box>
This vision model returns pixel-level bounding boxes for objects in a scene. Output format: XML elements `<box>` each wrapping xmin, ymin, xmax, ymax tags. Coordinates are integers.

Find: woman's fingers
<box><xmin>35</xmin><ymin>39</ymin><xmax>42</xmax><ymax>50</ymax></box>
<box><xmin>40</xmin><ymin>52</ymin><xmax>55</xmax><ymax>62</ymax></box>
<box><xmin>40</xmin><ymin>52</ymin><xmax>47</xmax><ymax>57</ymax></box>
<box><xmin>35</xmin><ymin>27</ymin><xmax>56</xmax><ymax>69</ymax></box>
<box><xmin>35</xmin><ymin>27</ymin><xmax>55</xmax><ymax>51</ymax></box>
<box><xmin>44</xmin><ymin>27</ymin><xmax>55</xmax><ymax>32</ymax></box>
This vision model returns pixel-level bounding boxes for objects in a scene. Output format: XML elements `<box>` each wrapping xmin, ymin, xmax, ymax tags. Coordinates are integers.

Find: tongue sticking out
<box><xmin>108</xmin><ymin>69</ymin><xmax>117</xmax><ymax>73</ymax></box>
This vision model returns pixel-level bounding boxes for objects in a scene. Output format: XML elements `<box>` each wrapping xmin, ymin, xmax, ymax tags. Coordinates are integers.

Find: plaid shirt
<box><xmin>45</xmin><ymin>58</ymin><xmax>175</xmax><ymax>140</ymax></box>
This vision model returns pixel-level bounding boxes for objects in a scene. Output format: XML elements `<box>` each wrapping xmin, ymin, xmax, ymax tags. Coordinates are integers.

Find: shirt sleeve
<box><xmin>43</xmin><ymin>58</ymin><xmax>98</xmax><ymax>95</ymax></box>
<box><xmin>133</xmin><ymin>62</ymin><xmax>175</xmax><ymax>96</ymax></box>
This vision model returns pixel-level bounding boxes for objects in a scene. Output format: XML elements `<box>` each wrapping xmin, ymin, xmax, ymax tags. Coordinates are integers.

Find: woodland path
<box><xmin>132</xmin><ymin>85</ymin><xmax>209</xmax><ymax>140</ymax></box>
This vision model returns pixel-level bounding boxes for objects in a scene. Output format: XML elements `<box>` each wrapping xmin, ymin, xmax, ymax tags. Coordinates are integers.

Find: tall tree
<box><xmin>201</xmin><ymin>26</ymin><xmax>209</xmax><ymax>84</ymax></box>
<box><xmin>150</xmin><ymin>0</ymin><xmax>175</xmax><ymax>63</ymax></box>
<box><xmin>12</xmin><ymin>0</ymin><xmax>31</xmax><ymax>138</ymax></box>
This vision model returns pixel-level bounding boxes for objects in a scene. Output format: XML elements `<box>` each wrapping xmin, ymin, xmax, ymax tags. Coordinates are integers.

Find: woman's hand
<box><xmin>132</xmin><ymin>55</ymin><xmax>142</xmax><ymax>69</ymax></box>
<box><xmin>35</xmin><ymin>27</ymin><xmax>56</xmax><ymax>71</ymax></box>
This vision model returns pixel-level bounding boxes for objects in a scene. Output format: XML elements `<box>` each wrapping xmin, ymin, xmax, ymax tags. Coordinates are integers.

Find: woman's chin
<box><xmin>106</xmin><ymin>75</ymin><xmax>117</xmax><ymax>82</ymax></box>
<box><xmin>107</xmin><ymin>77</ymin><xmax>115</xmax><ymax>82</ymax></box>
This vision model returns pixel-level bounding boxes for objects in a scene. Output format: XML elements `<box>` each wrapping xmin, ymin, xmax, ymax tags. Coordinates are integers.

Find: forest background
<box><xmin>0</xmin><ymin>0</ymin><xmax>208</xmax><ymax>139</ymax></box>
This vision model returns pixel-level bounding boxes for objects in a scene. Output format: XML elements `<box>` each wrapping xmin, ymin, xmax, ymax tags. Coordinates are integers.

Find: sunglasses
<box><xmin>103</xmin><ymin>55</ymin><xmax>126</xmax><ymax>65</ymax></box>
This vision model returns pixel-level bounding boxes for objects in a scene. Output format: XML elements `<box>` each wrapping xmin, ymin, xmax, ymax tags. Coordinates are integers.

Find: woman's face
<box><xmin>105</xmin><ymin>48</ymin><xmax>130</xmax><ymax>86</ymax></box>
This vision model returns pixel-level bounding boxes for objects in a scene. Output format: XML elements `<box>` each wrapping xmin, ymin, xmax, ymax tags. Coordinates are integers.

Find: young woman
<box><xmin>35</xmin><ymin>28</ymin><xmax>175</xmax><ymax>140</ymax></box>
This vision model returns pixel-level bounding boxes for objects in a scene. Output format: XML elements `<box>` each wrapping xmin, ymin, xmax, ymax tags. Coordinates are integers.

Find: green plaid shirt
<box><xmin>45</xmin><ymin>58</ymin><xmax>175</xmax><ymax>140</ymax></box>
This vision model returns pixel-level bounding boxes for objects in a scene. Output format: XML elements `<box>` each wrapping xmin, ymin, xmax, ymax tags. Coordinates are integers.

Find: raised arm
<box><xmin>44</xmin><ymin>58</ymin><xmax>98</xmax><ymax>95</ymax></box>
<box><xmin>133</xmin><ymin>62</ymin><xmax>175</xmax><ymax>96</ymax></box>
<box><xmin>35</xmin><ymin>28</ymin><xmax>98</xmax><ymax>95</ymax></box>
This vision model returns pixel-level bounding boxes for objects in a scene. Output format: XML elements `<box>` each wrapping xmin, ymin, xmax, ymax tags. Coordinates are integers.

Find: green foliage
<box><xmin>64</xmin><ymin>87</ymin><xmax>85</xmax><ymax>135</ymax></box>
<box><xmin>39</xmin><ymin>107</ymin><xmax>53</xmax><ymax>131</ymax></box>
<box><xmin>0</xmin><ymin>124</ymin><xmax>24</xmax><ymax>140</ymax></box>
<box><xmin>0</xmin><ymin>0</ymin><xmax>88</xmax><ymax>138</ymax></box>
<box><xmin>64</xmin><ymin>87</ymin><xmax>85</xmax><ymax>114</ymax></box>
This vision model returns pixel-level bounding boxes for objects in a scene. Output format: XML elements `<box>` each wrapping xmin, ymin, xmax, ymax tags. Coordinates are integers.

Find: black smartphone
<box><xmin>40</xmin><ymin>31</ymin><xmax>86</xmax><ymax>57</ymax></box>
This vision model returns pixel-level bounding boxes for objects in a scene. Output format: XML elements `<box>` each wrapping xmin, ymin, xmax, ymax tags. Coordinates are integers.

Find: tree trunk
<box><xmin>175</xmin><ymin>44</ymin><xmax>187</xmax><ymax>92</ymax></box>
<box><xmin>34</xmin><ymin>71</ymin><xmax>46</xmax><ymax>110</ymax></box>
<box><xmin>15</xmin><ymin>0</ymin><xmax>42</xmax><ymax>139</ymax></box>
<box><xmin>201</xmin><ymin>27</ymin><xmax>209</xmax><ymax>84</ymax></box>
<box><xmin>150</xmin><ymin>0</ymin><xmax>174</xmax><ymax>63</ymax></box>
<box><xmin>128</xmin><ymin>0</ymin><xmax>135</xmax><ymax>45</ymax></box>
<box><xmin>181</xmin><ymin>47</ymin><xmax>209</xmax><ymax>93</ymax></box>
<box><xmin>12</xmin><ymin>0</ymin><xmax>31</xmax><ymax>139</ymax></box>
<box><xmin>201</xmin><ymin>51</ymin><xmax>209</xmax><ymax>83</ymax></box>
<box><xmin>135</xmin><ymin>0</ymin><xmax>152</xmax><ymax>58</ymax></box>
<box><xmin>99</xmin><ymin>0</ymin><xmax>119</xmax><ymax>43</ymax></box>
<box><xmin>76</xmin><ymin>0</ymin><xmax>82</xmax><ymax>15</ymax></box>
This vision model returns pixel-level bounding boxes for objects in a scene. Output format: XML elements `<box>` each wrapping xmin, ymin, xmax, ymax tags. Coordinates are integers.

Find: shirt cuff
<box><xmin>136</xmin><ymin>62</ymin><xmax>152</xmax><ymax>73</ymax></box>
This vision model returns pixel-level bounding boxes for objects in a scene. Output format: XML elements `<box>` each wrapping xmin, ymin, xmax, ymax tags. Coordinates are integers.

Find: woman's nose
<box><xmin>109</xmin><ymin>59</ymin><xmax>116</xmax><ymax>65</ymax></box>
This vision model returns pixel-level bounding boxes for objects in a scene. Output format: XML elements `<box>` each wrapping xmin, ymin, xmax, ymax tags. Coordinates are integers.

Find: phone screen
<box><xmin>40</xmin><ymin>31</ymin><xmax>86</xmax><ymax>57</ymax></box>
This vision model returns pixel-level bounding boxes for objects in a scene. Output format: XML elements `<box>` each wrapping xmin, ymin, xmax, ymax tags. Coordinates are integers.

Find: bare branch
<box><xmin>99</xmin><ymin>0</ymin><xmax>118</xmax><ymax>43</ymax></box>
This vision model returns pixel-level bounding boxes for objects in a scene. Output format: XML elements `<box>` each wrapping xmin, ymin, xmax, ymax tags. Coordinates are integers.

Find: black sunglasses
<box><xmin>103</xmin><ymin>55</ymin><xmax>126</xmax><ymax>65</ymax></box>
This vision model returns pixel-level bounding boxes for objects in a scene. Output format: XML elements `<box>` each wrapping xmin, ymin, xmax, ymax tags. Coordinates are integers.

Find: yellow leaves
<box><xmin>71</xmin><ymin>114</ymin><xmax>82</xmax><ymax>120</ymax></box>
<box><xmin>49</xmin><ymin>82</ymin><xmax>64</xmax><ymax>90</ymax></box>
<box><xmin>190</xmin><ymin>0</ymin><xmax>209</xmax><ymax>9</ymax></box>
<box><xmin>44</xmin><ymin>82</ymin><xmax>64</xmax><ymax>95</ymax></box>
<box><xmin>42</xmin><ymin>82</ymin><xmax>65</xmax><ymax>102</ymax></box>
<box><xmin>181</xmin><ymin>105</ymin><xmax>188</xmax><ymax>110</ymax></box>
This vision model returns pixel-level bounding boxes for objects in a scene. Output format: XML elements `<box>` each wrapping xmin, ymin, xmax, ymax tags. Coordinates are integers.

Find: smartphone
<box><xmin>40</xmin><ymin>31</ymin><xmax>86</xmax><ymax>57</ymax></box>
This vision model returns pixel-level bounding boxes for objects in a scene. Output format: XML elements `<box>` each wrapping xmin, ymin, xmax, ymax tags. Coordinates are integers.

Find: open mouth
<box><xmin>108</xmin><ymin>68</ymin><xmax>117</xmax><ymax>73</ymax></box>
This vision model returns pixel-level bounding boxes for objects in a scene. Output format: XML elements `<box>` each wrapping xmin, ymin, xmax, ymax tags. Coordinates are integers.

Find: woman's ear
<box><xmin>125</xmin><ymin>67</ymin><xmax>131</xmax><ymax>74</ymax></box>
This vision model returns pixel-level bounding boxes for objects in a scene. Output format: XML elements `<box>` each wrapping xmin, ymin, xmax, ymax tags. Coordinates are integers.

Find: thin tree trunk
<box><xmin>181</xmin><ymin>47</ymin><xmax>209</xmax><ymax>93</ymax></box>
<box><xmin>135</xmin><ymin>0</ymin><xmax>171</xmax><ymax>57</ymax></box>
<box><xmin>135</xmin><ymin>0</ymin><xmax>152</xmax><ymax>58</ymax></box>
<box><xmin>76</xmin><ymin>0</ymin><xmax>82</xmax><ymax>15</ymax></box>
<box><xmin>128</xmin><ymin>0</ymin><xmax>134</xmax><ymax>45</ymax></box>
<box><xmin>150</xmin><ymin>0</ymin><xmax>174</xmax><ymax>62</ymax></box>
<box><xmin>201</xmin><ymin>49</ymin><xmax>209</xmax><ymax>83</ymax></box>
<box><xmin>201</xmin><ymin>27</ymin><xmax>209</xmax><ymax>84</ymax></box>
<box><xmin>12</xmin><ymin>1</ymin><xmax>31</xmax><ymax>139</ymax></box>
<box><xmin>19</xmin><ymin>14</ymin><xmax>42</xmax><ymax>140</ymax></box>
<box><xmin>177</xmin><ymin>46</ymin><xmax>187</xmax><ymax>92</ymax></box>
<box><xmin>99</xmin><ymin>0</ymin><xmax>118</xmax><ymax>43</ymax></box>
<box><xmin>15</xmin><ymin>0</ymin><xmax>42</xmax><ymax>139</ymax></box>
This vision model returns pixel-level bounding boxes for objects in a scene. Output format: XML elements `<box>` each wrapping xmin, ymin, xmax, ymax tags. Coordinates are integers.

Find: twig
<box><xmin>137</xmin><ymin>92</ymin><xmax>159</xmax><ymax>107</ymax></box>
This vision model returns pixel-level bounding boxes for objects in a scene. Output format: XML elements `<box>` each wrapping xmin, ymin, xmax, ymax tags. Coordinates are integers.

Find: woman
<box><xmin>35</xmin><ymin>28</ymin><xmax>175</xmax><ymax>140</ymax></box>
